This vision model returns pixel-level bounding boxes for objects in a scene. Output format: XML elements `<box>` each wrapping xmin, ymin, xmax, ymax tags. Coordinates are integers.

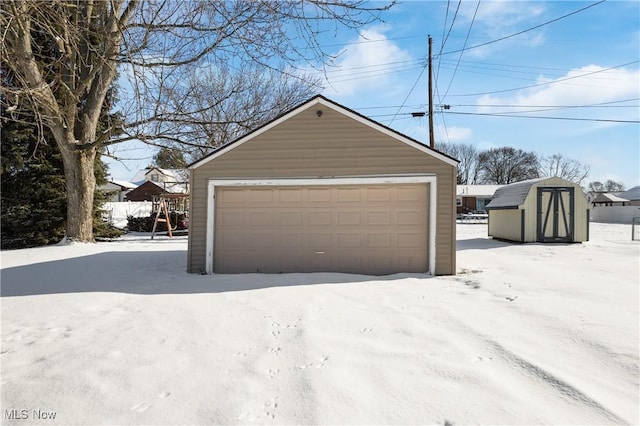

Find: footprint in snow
<box><xmin>131</xmin><ymin>402</ymin><xmax>151</xmax><ymax>413</ymax></box>
<box><xmin>505</xmin><ymin>296</ymin><xmax>518</xmax><ymax>302</ymax></box>
<box><xmin>299</xmin><ymin>356</ymin><xmax>329</xmax><ymax>370</ymax></box>
<box><xmin>158</xmin><ymin>392</ymin><xmax>170</xmax><ymax>398</ymax></box>
<box><xmin>360</xmin><ymin>327</ymin><xmax>373</xmax><ymax>334</ymax></box>
<box><xmin>472</xmin><ymin>356</ymin><xmax>493</xmax><ymax>364</ymax></box>
<box><xmin>269</xmin><ymin>346</ymin><xmax>281</xmax><ymax>355</ymax></box>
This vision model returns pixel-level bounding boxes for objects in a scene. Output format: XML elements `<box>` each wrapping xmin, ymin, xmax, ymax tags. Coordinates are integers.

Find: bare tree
<box><xmin>1</xmin><ymin>0</ymin><xmax>394</xmax><ymax>242</ymax></box>
<box><xmin>435</xmin><ymin>142</ymin><xmax>479</xmax><ymax>184</ymax></box>
<box><xmin>161</xmin><ymin>63</ymin><xmax>321</xmax><ymax>162</ymax></box>
<box><xmin>588</xmin><ymin>180</ymin><xmax>625</xmax><ymax>192</ymax></box>
<box><xmin>477</xmin><ymin>147</ymin><xmax>539</xmax><ymax>184</ymax></box>
<box><xmin>539</xmin><ymin>153</ymin><xmax>589</xmax><ymax>185</ymax></box>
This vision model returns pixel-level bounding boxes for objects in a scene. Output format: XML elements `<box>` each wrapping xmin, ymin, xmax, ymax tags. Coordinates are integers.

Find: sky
<box><xmin>105</xmin><ymin>0</ymin><xmax>640</xmax><ymax>188</ymax></box>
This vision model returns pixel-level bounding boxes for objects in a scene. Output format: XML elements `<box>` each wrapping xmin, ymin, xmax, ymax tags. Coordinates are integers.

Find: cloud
<box><xmin>320</xmin><ymin>27</ymin><xmax>415</xmax><ymax>96</ymax></box>
<box><xmin>455</xmin><ymin>1</ymin><xmax>547</xmax><ymax>57</ymax></box>
<box><xmin>477</xmin><ymin>64</ymin><xmax>640</xmax><ymax>123</ymax></box>
<box><xmin>437</xmin><ymin>125</ymin><xmax>473</xmax><ymax>142</ymax></box>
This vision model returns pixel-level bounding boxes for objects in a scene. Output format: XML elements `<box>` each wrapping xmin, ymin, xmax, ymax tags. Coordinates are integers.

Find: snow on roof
<box><xmin>592</xmin><ymin>193</ymin><xmax>630</xmax><ymax>203</ymax></box>
<box><xmin>145</xmin><ymin>168</ymin><xmax>187</xmax><ymax>180</ymax></box>
<box><xmin>485</xmin><ymin>177</ymin><xmax>548</xmax><ymax>210</ymax></box>
<box><xmin>109</xmin><ymin>179</ymin><xmax>137</xmax><ymax>189</ymax></box>
<box><xmin>131</xmin><ymin>167</ymin><xmax>188</xmax><ymax>186</ymax></box>
<box><xmin>457</xmin><ymin>185</ymin><xmax>504</xmax><ymax>197</ymax></box>
<box><xmin>617</xmin><ymin>185</ymin><xmax>640</xmax><ymax>201</ymax></box>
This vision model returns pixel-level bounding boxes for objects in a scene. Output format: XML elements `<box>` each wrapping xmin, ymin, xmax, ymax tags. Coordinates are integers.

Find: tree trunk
<box><xmin>59</xmin><ymin>145</ymin><xmax>97</xmax><ymax>242</ymax></box>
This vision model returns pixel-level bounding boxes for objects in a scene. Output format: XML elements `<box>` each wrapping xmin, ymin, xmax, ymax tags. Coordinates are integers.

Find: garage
<box><xmin>214</xmin><ymin>183</ymin><xmax>429</xmax><ymax>274</ymax></box>
<box><xmin>187</xmin><ymin>95</ymin><xmax>458</xmax><ymax>276</ymax></box>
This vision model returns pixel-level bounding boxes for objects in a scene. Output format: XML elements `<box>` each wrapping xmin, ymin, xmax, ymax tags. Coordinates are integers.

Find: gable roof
<box><xmin>592</xmin><ymin>193</ymin><xmax>630</xmax><ymax>203</ymax></box>
<box><xmin>485</xmin><ymin>177</ymin><xmax>548</xmax><ymax>210</ymax></box>
<box><xmin>618</xmin><ymin>185</ymin><xmax>640</xmax><ymax>201</ymax></box>
<box><xmin>109</xmin><ymin>179</ymin><xmax>137</xmax><ymax>190</ymax></box>
<box><xmin>189</xmin><ymin>94</ymin><xmax>459</xmax><ymax>170</ymax></box>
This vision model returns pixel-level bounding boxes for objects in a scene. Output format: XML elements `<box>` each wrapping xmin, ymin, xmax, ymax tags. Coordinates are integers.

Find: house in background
<box><xmin>125</xmin><ymin>181</ymin><xmax>168</xmax><ymax>202</ymax></box>
<box><xmin>591</xmin><ymin>192</ymin><xmax>629</xmax><ymax>207</ymax></box>
<box><xmin>617</xmin><ymin>186</ymin><xmax>640</xmax><ymax>206</ymax></box>
<box><xmin>131</xmin><ymin>166</ymin><xmax>189</xmax><ymax>194</ymax></box>
<box><xmin>456</xmin><ymin>184</ymin><xmax>503</xmax><ymax>215</ymax></box>
<box><xmin>187</xmin><ymin>95</ymin><xmax>458</xmax><ymax>276</ymax></box>
<box><xmin>98</xmin><ymin>179</ymin><xmax>137</xmax><ymax>202</ymax></box>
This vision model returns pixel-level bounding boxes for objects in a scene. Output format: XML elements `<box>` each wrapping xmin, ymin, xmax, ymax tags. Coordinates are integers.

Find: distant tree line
<box><xmin>435</xmin><ymin>142</ymin><xmax>624</xmax><ymax>191</ymax></box>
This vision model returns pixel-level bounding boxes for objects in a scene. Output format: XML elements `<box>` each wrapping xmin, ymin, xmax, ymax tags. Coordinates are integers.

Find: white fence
<box><xmin>102</xmin><ymin>201</ymin><xmax>152</xmax><ymax>229</ymax></box>
<box><xmin>590</xmin><ymin>205</ymin><xmax>640</xmax><ymax>224</ymax></box>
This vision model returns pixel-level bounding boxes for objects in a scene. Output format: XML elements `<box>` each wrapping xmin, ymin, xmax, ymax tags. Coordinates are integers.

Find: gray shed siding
<box><xmin>188</xmin><ymin>100</ymin><xmax>457</xmax><ymax>275</ymax></box>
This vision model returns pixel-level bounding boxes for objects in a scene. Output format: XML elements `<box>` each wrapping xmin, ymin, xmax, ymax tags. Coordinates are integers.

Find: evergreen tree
<box><xmin>1</xmin><ymin>122</ymin><xmax>67</xmax><ymax>248</ymax></box>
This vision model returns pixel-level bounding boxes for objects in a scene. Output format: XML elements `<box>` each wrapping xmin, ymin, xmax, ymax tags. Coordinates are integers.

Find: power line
<box><xmin>389</xmin><ymin>63</ymin><xmax>428</xmax><ymax>125</ymax></box>
<box><xmin>441</xmin><ymin>0</ymin><xmax>481</xmax><ymax>100</ymax></box>
<box><xmin>443</xmin><ymin>111</ymin><xmax>640</xmax><ymax>123</ymax></box>
<box><xmin>438</xmin><ymin>0</ymin><xmax>607</xmax><ymax>57</ymax></box>
<box><xmin>446</xmin><ymin>60</ymin><xmax>639</xmax><ymax>97</ymax></box>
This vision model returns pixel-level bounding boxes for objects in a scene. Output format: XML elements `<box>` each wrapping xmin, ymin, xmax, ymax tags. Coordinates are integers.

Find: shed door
<box><xmin>214</xmin><ymin>184</ymin><xmax>429</xmax><ymax>274</ymax></box>
<box><xmin>537</xmin><ymin>187</ymin><xmax>574</xmax><ymax>242</ymax></box>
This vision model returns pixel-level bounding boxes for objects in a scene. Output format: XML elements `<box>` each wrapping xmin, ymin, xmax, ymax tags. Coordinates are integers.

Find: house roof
<box><xmin>592</xmin><ymin>193</ymin><xmax>630</xmax><ymax>203</ymax></box>
<box><xmin>617</xmin><ymin>185</ymin><xmax>640</xmax><ymax>201</ymax></box>
<box><xmin>485</xmin><ymin>177</ymin><xmax>549</xmax><ymax>210</ymax></box>
<box><xmin>131</xmin><ymin>167</ymin><xmax>188</xmax><ymax>186</ymax></box>
<box><xmin>109</xmin><ymin>179</ymin><xmax>137</xmax><ymax>190</ymax></box>
<box><xmin>457</xmin><ymin>185</ymin><xmax>504</xmax><ymax>197</ymax></box>
<box><xmin>189</xmin><ymin>94</ymin><xmax>459</xmax><ymax>170</ymax></box>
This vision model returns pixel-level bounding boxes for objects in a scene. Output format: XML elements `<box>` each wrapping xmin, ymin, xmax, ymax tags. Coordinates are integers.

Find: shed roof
<box><xmin>618</xmin><ymin>185</ymin><xmax>640</xmax><ymax>201</ymax></box>
<box><xmin>485</xmin><ymin>177</ymin><xmax>549</xmax><ymax>210</ymax></box>
<box><xmin>189</xmin><ymin>94</ymin><xmax>458</xmax><ymax>170</ymax></box>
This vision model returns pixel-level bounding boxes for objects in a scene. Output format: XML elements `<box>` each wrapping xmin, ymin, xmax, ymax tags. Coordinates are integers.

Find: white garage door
<box><xmin>214</xmin><ymin>184</ymin><xmax>429</xmax><ymax>275</ymax></box>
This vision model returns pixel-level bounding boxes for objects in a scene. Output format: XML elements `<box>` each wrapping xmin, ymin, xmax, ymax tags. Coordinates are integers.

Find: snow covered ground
<box><xmin>1</xmin><ymin>224</ymin><xmax>638</xmax><ymax>425</ymax></box>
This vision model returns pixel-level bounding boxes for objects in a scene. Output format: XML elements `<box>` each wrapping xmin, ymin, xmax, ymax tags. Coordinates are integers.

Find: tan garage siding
<box><xmin>188</xmin><ymin>98</ymin><xmax>457</xmax><ymax>275</ymax></box>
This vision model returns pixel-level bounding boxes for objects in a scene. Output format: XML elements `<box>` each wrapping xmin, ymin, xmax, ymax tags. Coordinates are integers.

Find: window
<box><xmin>456</xmin><ymin>197</ymin><xmax>462</xmax><ymax>206</ymax></box>
<box><xmin>151</xmin><ymin>174</ymin><xmax>159</xmax><ymax>182</ymax></box>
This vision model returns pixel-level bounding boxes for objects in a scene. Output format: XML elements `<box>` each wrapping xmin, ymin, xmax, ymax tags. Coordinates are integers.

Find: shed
<box><xmin>187</xmin><ymin>95</ymin><xmax>458</xmax><ymax>275</ymax></box>
<box><xmin>485</xmin><ymin>177</ymin><xmax>589</xmax><ymax>243</ymax></box>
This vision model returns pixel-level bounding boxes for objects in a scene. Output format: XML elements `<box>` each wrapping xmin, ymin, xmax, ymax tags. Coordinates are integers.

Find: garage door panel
<box><xmin>309</xmin><ymin>211</ymin><xmax>331</xmax><ymax>226</ymax></box>
<box><xmin>250</xmin><ymin>232</ymin><xmax>274</xmax><ymax>248</ymax></box>
<box><xmin>218</xmin><ymin>210</ymin><xmax>245</xmax><ymax>226</ymax></box>
<box><xmin>308</xmin><ymin>233</ymin><xmax>331</xmax><ymax>248</ymax></box>
<box><xmin>337</xmin><ymin>233</ymin><xmax>363</xmax><ymax>248</ymax></box>
<box><xmin>308</xmin><ymin>188</ymin><xmax>331</xmax><ymax>202</ymax></box>
<box><xmin>279</xmin><ymin>211</ymin><xmax>303</xmax><ymax>226</ymax></box>
<box><xmin>337</xmin><ymin>211</ymin><xmax>362</xmax><ymax>226</ymax></box>
<box><xmin>250</xmin><ymin>211</ymin><xmax>274</xmax><ymax>226</ymax></box>
<box><xmin>367</xmin><ymin>211</ymin><xmax>391</xmax><ymax>225</ymax></box>
<box><xmin>367</xmin><ymin>233</ymin><xmax>391</xmax><ymax>248</ymax></box>
<box><xmin>397</xmin><ymin>210</ymin><xmax>423</xmax><ymax>226</ymax></box>
<box><xmin>366</xmin><ymin>187</ymin><xmax>391</xmax><ymax>202</ymax></box>
<box><xmin>215</xmin><ymin>184</ymin><xmax>429</xmax><ymax>274</ymax></box>
<box><xmin>337</xmin><ymin>187</ymin><xmax>361</xmax><ymax>202</ymax></box>
<box><xmin>279</xmin><ymin>233</ymin><xmax>303</xmax><ymax>248</ymax></box>
<box><xmin>397</xmin><ymin>233</ymin><xmax>423</xmax><ymax>248</ymax></box>
<box><xmin>249</xmin><ymin>188</ymin><xmax>274</xmax><ymax>203</ymax></box>
<box><xmin>279</xmin><ymin>188</ymin><xmax>303</xmax><ymax>202</ymax></box>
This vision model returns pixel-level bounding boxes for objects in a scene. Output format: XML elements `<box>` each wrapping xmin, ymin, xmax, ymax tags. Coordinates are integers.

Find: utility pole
<box><xmin>428</xmin><ymin>35</ymin><xmax>435</xmax><ymax>149</ymax></box>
